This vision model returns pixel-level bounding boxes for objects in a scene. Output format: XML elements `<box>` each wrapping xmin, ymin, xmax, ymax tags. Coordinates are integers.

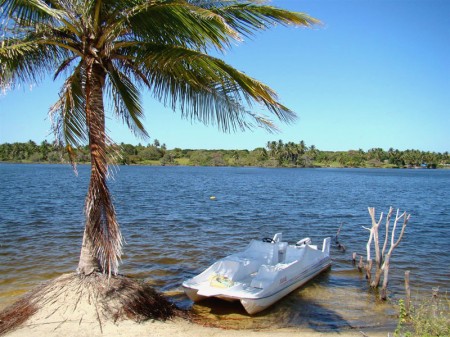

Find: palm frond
<box><xmin>209</xmin><ymin>2</ymin><xmax>320</xmax><ymax>38</ymax></box>
<box><xmin>121</xmin><ymin>0</ymin><xmax>240</xmax><ymax>52</ymax></box>
<box><xmin>61</xmin><ymin>75</ymin><xmax>86</xmax><ymax>147</ymax></box>
<box><xmin>85</xmin><ymin>172</ymin><xmax>122</xmax><ymax>276</ymax></box>
<box><xmin>105</xmin><ymin>61</ymin><xmax>149</xmax><ymax>140</ymax></box>
<box><xmin>0</xmin><ymin>39</ymin><xmax>52</xmax><ymax>86</ymax></box>
<box><xmin>53</xmin><ymin>56</ymin><xmax>77</xmax><ymax>80</ymax></box>
<box><xmin>187</xmin><ymin>1</ymin><xmax>319</xmax><ymax>35</ymax></box>
<box><xmin>0</xmin><ymin>0</ymin><xmax>66</xmax><ymax>25</ymax></box>
<box><xmin>133</xmin><ymin>43</ymin><xmax>295</xmax><ymax>132</ymax></box>
<box><xmin>0</xmin><ymin>29</ymin><xmax>75</xmax><ymax>89</ymax></box>
<box><xmin>49</xmin><ymin>65</ymin><xmax>87</xmax><ymax>162</ymax></box>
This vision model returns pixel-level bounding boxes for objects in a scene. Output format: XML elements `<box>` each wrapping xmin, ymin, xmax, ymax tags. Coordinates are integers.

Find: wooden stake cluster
<box><xmin>362</xmin><ymin>207</ymin><xmax>411</xmax><ymax>300</ymax></box>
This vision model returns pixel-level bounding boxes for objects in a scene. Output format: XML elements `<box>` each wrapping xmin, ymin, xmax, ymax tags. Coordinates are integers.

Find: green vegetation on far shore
<box><xmin>1</xmin><ymin>139</ymin><xmax>449</xmax><ymax>169</ymax></box>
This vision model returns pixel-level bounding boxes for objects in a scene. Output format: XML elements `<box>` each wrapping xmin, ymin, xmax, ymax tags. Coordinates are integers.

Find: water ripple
<box><xmin>1</xmin><ymin>164</ymin><xmax>449</xmax><ymax>329</ymax></box>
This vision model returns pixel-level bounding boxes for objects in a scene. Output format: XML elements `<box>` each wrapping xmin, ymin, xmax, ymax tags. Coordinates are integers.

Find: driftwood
<box><xmin>363</xmin><ymin>207</ymin><xmax>411</xmax><ymax>300</ymax></box>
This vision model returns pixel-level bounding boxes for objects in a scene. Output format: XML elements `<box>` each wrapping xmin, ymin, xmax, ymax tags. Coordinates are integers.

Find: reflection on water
<box><xmin>1</xmin><ymin>164</ymin><xmax>449</xmax><ymax>330</ymax></box>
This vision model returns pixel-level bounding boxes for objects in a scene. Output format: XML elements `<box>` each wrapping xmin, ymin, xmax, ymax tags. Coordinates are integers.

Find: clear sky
<box><xmin>0</xmin><ymin>0</ymin><xmax>449</xmax><ymax>152</ymax></box>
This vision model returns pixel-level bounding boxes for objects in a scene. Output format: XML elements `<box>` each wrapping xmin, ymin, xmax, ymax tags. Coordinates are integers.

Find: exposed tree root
<box><xmin>0</xmin><ymin>291</ymin><xmax>40</xmax><ymax>335</ymax></box>
<box><xmin>0</xmin><ymin>273</ymin><xmax>188</xmax><ymax>336</ymax></box>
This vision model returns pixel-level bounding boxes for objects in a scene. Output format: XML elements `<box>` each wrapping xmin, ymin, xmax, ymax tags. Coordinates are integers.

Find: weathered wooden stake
<box><xmin>338</xmin><ymin>243</ymin><xmax>346</xmax><ymax>252</ymax></box>
<box><xmin>366</xmin><ymin>259</ymin><xmax>373</xmax><ymax>281</ymax></box>
<box><xmin>352</xmin><ymin>252</ymin><xmax>357</xmax><ymax>265</ymax></box>
<box><xmin>404</xmin><ymin>270</ymin><xmax>411</xmax><ymax>315</ymax></box>
<box><xmin>358</xmin><ymin>256</ymin><xmax>364</xmax><ymax>272</ymax></box>
<box><xmin>335</xmin><ymin>222</ymin><xmax>344</xmax><ymax>243</ymax></box>
<box><xmin>432</xmin><ymin>287</ymin><xmax>440</xmax><ymax>317</ymax></box>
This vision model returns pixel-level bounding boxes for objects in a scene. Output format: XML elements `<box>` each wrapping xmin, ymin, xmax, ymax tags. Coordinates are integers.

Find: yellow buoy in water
<box><xmin>210</xmin><ymin>196</ymin><xmax>217</xmax><ymax>200</ymax></box>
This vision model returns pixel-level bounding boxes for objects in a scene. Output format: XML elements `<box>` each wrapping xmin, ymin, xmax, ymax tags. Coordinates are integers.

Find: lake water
<box><xmin>0</xmin><ymin>164</ymin><xmax>449</xmax><ymax>331</ymax></box>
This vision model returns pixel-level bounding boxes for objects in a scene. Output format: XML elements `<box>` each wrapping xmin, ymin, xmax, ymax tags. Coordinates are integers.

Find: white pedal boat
<box><xmin>182</xmin><ymin>233</ymin><xmax>331</xmax><ymax>315</ymax></box>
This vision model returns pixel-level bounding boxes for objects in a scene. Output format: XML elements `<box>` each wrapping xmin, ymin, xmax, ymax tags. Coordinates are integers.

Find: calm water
<box><xmin>0</xmin><ymin>164</ymin><xmax>449</xmax><ymax>331</ymax></box>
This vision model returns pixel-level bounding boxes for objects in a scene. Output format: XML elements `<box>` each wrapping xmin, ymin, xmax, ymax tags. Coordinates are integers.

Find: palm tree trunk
<box><xmin>77</xmin><ymin>227</ymin><xmax>101</xmax><ymax>275</ymax></box>
<box><xmin>77</xmin><ymin>62</ymin><xmax>122</xmax><ymax>276</ymax></box>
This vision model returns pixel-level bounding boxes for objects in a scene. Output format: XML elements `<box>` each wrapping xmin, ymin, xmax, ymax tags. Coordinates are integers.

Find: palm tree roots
<box><xmin>0</xmin><ymin>273</ymin><xmax>185</xmax><ymax>335</ymax></box>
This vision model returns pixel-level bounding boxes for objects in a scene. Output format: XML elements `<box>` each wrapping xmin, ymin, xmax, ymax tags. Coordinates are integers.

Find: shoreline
<box><xmin>0</xmin><ymin>273</ymin><xmax>394</xmax><ymax>337</ymax></box>
<box><xmin>0</xmin><ymin>160</ymin><xmax>447</xmax><ymax>170</ymax></box>
<box><xmin>0</xmin><ymin>272</ymin><xmax>396</xmax><ymax>337</ymax></box>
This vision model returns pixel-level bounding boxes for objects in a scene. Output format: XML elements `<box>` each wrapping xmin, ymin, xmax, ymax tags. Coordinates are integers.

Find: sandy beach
<box><xmin>0</xmin><ymin>273</ymin><xmax>391</xmax><ymax>337</ymax></box>
<box><xmin>5</xmin><ymin>316</ymin><xmax>389</xmax><ymax>337</ymax></box>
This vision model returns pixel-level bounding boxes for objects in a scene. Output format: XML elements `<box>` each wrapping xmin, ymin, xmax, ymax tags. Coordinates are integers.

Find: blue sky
<box><xmin>0</xmin><ymin>0</ymin><xmax>449</xmax><ymax>152</ymax></box>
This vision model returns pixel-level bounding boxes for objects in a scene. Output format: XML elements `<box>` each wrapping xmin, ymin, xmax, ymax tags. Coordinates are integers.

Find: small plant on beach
<box><xmin>395</xmin><ymin>293</ymin><xmax>450</xmax><ymax>337</ymax></box>
<box><xmin>410</xmin><ymin>293</ymin><xmax>450</xmax><ymax>337</ymax></box>
<box><xmin>394</xmin><ymin>299</ymin><xmax>411</xmax><ymax>337</ymax></box>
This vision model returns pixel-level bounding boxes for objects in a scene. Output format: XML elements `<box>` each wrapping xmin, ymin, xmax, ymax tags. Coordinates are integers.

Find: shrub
<box><xmin>396</xmin><ymin>293</ymin><xmax>450</xmax><ymax>337</ymax></box>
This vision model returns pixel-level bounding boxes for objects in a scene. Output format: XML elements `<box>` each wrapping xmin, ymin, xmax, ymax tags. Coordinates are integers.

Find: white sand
<box><xmin>2</xmin><ymin>273</ymin><xmax>390</xmax><ymax>337</ymax></box>
<box><xmin>5</xmin><ymin>317</ymin><xmax>389</xmax><ymax>337</ymax></box>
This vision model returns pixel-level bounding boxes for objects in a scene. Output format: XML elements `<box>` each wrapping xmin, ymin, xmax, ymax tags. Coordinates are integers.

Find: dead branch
<box><xmin>365</xmin><ymin>207</ymin><xmax>411</xmax><ymax>300</ymax></box>
<box><xmin>367</xmin><ymin>207</ymin><xmax>383</xmax><ymax>286</ymax></box>
<box><xmin>380</xmin><ymin>209</ymin><xmax>411</xmax><ymax>299</ymax></box>
<box><xmin>381</xmin><ymin>207</ymin><xmax>393</xmax><ymax>262</ymax></box>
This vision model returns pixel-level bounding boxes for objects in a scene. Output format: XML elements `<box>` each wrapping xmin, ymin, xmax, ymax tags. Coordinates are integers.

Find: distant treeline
<box><xmin>1</xmin><ymin>139</ymin><xmax>449</xmax><ymax>169</ymax></box>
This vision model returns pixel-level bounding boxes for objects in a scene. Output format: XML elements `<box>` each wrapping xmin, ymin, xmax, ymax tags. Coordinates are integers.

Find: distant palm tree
<box><xmin>298</xmin><ymin>140</ymin><xmax>307</xmax><ymax>155</ymax></box>
<box><xmin>308</xmin><ymin>144</ymin><xmax>317</xmax><ymax>160</ymax></box>
<box><xmin>0</xmin><ymin>0</ymin><xmax>318</xmax><ymax>276</ymax></box>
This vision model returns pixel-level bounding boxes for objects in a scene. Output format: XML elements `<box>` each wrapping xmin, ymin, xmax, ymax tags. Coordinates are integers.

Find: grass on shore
<box><xmin>395</xmin><ymin>293</ymin><xmax>450</xmax><ymax>337</ymax></box>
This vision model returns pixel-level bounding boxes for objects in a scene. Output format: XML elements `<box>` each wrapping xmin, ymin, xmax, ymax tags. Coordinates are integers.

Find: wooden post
<box><xmin>352</xmin><ymin>252</ymin><xmax>357</xmax><ymax>265</ymax></box>
<box><xmin>358</xmin><ymin>256</ymin><xmax>364</xmax><ymax>272</ymax></box>
<box><xmin>432</xmin><ymin>287</ymin><xmax>439</xmax><ymax>317</ymax></box>
<box><xmin>404</xmin><ymin>271</ymin><xmax>411</xmax><ymax>315</ymax></box>
<box><xmin>366</xmin><ymin>259</ymin><xmax>373</xmax><ymax>281</ymax></box>
<box><xmin>380</xmin><ymin>210</ymin><xmax>410</xmax><ymax>300</ymax></box>
<box><xmin>335</xmin><ymin>222</ymin><xmax>344</xmax><ymax>244</ymax></box>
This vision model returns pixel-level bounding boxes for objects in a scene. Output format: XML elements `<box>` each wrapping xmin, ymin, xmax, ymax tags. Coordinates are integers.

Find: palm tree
<box><xmin>0</xmin><ymin>0</ymin><xmax>318</xmax><ymax>277</ymax></box>
<box><xmin>266</xmin><ymin>140</ymin><xmax>277</xmax><ymax>158</ymax></box>
<box><xmin>298</xmin><ymin>140</ymin><xmax>307</xmax><ymax>155</ymax></box>
<box><xmin>308</xmin><ymin>144</ymin><xmax>317</xmax><ymax>160</ymax></box>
